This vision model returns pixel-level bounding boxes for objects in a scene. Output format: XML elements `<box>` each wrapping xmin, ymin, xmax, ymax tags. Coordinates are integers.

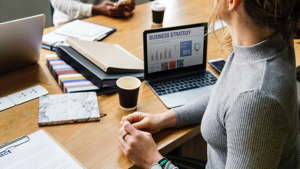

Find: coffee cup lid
<box><xmin>116</xmin><ymin>76</ymin><xmax>141</xmax><ymax>90</ymax></box>
<box><xmin>151</xmin><ymin>2</ymin><xmax>166</xmax><ymax>12</ymax></box>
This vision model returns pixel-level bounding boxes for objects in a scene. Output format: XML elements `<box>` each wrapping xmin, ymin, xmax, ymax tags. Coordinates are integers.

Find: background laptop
<box><xmin>143</xmin><ymin>23</ymin><xmax>218</xmax><ymax>108</ymax></box>
<box><xmin>0</xmin><ymin>14</ymin><xmax>45</xmax><ymax>75</ymax></box>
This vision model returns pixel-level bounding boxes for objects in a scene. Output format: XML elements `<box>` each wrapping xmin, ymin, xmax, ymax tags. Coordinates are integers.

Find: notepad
<box><xmin>65</xmin><ymin>38</ymin><xmax>144</xmax><ymax>73</ymax></box>
<box><xmin>38</xmin><ymin>92</ymin><xmax>100</xmax><ymax>126</ymax></box>
<box><xmin>0</xmin><ymin>130</ymin><xmax>86</xmax><ymax>169</ymax></box>
<box><xmin>54</xmin><ymin>20</ymin><xmax>114</xmax><ymax>41</ymax></box>
<box><xmin>42</xmin><ymin>20</ymin><xmax>116</xmax><ymax>51</ymax></box>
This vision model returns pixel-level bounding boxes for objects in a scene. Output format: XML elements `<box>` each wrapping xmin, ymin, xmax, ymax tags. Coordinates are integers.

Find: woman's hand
<box><xmin>120</xmin><ymin>110</ymin><xmax>177</xmax><ymax>134</ymax></box>
<box><xmin>121</xmin><ymin>112</ymin><xmax>163</xmax><ymax>133</ymax></box>
<box><xmin>119</xmin><ymin>121</ymin><xmax>163</xmax><ymax>169</ymax></box>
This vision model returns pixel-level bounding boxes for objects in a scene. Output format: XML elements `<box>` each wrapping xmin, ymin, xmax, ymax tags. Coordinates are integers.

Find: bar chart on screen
<box><xmin>149</xmin><ymin>46</ymin><xmax>172</xmax><ymax>62</ymax></box>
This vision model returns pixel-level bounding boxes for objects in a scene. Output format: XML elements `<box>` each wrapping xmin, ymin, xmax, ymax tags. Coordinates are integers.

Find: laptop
<box><xmin>143</xmin><ymin>23</ymin><xmax>217</xmax><ymax>108</ymax></box>
<box><xmin>0</xmin><ymin>14</ymin><xmax>45</xmax><ymax>75</ymax></box>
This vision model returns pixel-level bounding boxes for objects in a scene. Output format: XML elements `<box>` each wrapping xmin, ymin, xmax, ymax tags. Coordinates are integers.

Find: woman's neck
<box><xmin>224</xmin><ymin>7</ymin><xmax>275</xmax><ymax>47</ymax></box>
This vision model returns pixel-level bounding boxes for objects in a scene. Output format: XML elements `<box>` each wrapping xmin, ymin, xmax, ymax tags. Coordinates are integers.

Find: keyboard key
<box><xmin>178</xmin><ymin>86</ymin><xmax>199</xmax><ymax>91</ymax></box>
<box><xmin>155</xmin><ymin>89</ymin><xmax>165</xmax><ymax>93</ymax></box>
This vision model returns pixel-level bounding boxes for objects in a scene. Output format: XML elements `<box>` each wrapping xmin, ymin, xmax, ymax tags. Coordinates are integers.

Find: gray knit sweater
<box><xmin>165</xmin><ymin>33</ymin><xmax>299</xmax><ymax>169</ymax></box>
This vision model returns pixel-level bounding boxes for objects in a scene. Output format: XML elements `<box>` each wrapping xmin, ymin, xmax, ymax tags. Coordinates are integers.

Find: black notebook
<box><xmin>56</xmin><ymin>46</ymin><xmax>144</xmax><ymax>88</ymax></box>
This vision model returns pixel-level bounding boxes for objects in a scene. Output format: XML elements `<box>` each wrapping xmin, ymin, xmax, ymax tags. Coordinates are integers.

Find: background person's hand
<box><xmin>124</xmin><ymin>0</ymin><xmax>135</xmax><ymax>12</ymax></box>
<box><xmin>92</xmin><ymin>1</ymin><xmax>125</xmax><ymax>17</ymax></box>
<box><xmin>119</xmin><ymin>121</ymin><xmax>163</xmax><ymax>169</ymax></box>
<box><xmin>120</xmin><ymin>112</ymin><xmax>164</xmax><ymax>134</ymax></box>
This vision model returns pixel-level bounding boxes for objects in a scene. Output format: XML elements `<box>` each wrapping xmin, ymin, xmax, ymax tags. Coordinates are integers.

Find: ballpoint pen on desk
<box><xmin>0</xmin><ymin>135</ymin><xmax>30</xmax><ymax>154</ymax></box>
<box><xmin>42</xmin><ymin>41</ymin><xmax>64</xmax><ymax>51</ymax></box>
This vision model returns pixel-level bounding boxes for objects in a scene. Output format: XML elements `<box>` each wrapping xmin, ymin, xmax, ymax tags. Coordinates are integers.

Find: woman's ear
<box><xmin>227</xmin><ymin>0</ymin><xmax>242</xmax><ymax>13</ymax></box>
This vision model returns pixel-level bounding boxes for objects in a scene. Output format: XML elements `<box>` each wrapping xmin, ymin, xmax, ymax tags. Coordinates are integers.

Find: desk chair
<box><xmin>296</xmin><ymin>136</ymin><xmax>300</xmax><ymax>169</ymax></box>
<box><xmin>0</xmin><ymin>0</ymin><xmax>53</xmax><ymax>27</ymax></box>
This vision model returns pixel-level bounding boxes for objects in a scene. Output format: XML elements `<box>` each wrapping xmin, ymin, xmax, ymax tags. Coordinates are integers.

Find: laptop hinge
<box><xmin>146</xmin><ymin>69</ymin><xmax>206</xmax><ymax>82</ymax></box>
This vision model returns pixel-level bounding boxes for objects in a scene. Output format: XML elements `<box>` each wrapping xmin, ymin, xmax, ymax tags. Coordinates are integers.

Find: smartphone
<box><xmin>208</xmin><ymin>58</ymin><xmax>226</xmax><ymax>73</ymax></box>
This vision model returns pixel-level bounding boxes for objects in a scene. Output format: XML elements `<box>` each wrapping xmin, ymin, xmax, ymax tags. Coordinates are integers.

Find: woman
<box><xmin>118</xmin><ymin>0</ymin><xmax>300</xmax><ymax>168</ymax></box>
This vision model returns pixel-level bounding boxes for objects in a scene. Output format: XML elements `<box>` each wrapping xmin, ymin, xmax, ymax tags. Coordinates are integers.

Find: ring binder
<box><xmin>0</xmin><ymin>135</ymin><xmax>30</xmax><ymax>154</ymax></box>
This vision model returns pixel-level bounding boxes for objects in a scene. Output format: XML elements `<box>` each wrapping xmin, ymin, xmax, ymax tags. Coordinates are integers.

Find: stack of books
<box><xmin>45</xmin><ymin>38</ymin><xmax>144</xmax><ymax>95</ymax></box>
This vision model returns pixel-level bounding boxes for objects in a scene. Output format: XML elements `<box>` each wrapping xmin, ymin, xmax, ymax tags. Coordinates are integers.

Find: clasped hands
<box><xmin>118</xmin><ymin>110</ymin><xmax>177</xmax><ymax>169</ymax></box>
<box><xmin>92</xmin><ymin>0</ymin><xmax>135</xmax><ymax>17</ymax></box>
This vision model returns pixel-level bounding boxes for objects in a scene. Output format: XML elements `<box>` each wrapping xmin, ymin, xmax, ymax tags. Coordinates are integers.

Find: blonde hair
<box><xmin>208</xmin><ymin>0</ymin><xmax>300</xmax><ymax>52</ymax></box>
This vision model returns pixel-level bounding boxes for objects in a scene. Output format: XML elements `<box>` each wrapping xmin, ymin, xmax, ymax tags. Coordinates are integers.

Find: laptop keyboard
<box><xmin>148</xmin><ymin>71</ymin><xmax>218</xmax><ymax>96</ymax></box>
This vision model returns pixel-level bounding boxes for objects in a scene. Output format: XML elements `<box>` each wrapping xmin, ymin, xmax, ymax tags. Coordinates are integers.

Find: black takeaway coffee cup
<box><xmin>151</xmin><ymin>2</ymin><xmax>166</xmax><ymax>25</ymax></box>
<box><xmin>116</xmin><ymin>76</ymin><xmax>141</xmax><ymax>111</ymax></box>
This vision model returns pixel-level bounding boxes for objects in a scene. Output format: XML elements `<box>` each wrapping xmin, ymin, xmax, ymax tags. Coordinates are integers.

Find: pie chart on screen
<box><xmin>194</xmin><ymin>42</ymin><xmax>201</xmax><ymax>51</ymax></box>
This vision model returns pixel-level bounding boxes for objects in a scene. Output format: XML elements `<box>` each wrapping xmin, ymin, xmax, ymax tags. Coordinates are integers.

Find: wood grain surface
<box><xmin>1</xmin><ymin>0</ymin><xmax>299</xmax><ymax>168</ymax></box>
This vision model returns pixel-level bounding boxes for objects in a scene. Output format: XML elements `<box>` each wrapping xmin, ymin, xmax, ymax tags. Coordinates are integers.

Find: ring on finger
<box><xmin>122</xmin><ymin>132</ymin><xmax>130</xmax><ymax>140</ymax></box>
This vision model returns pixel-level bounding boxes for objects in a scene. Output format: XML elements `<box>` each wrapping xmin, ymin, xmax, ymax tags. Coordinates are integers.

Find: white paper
<box><xmin>0</xmin><ymin>130</ymin><xmax>83</xmax><ymax>169</ymax></box>
<box><xmin>114</xmin><ymin>44</ymin><xmax>144</xmax><ymax>63</ymax></box>
<box><xmin>42</xmin><ymin>32</ymin><xmax>70</xmax><ymax>46</ymax></box>
<box><xmin>54</xmin><ymin>20</ymin><xmax>113</xmax><ymax>41</ymax></box>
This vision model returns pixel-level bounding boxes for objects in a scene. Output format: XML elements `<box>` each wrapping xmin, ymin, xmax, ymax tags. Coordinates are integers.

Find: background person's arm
<box><xmin>51</xmin><ymin>0</ymin><xmax>93</xmax><ymax>20</ymax></box>
<box><xmin>51</xmin><ymin>0</ymin><xmax>126</xmax><ymax>21</ymax></box>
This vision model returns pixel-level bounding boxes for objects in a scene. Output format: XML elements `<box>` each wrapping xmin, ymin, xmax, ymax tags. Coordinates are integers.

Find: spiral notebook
<box><xmin>0</xmin><ymin>130</ymin><xmax>86</xmax><ymax>169</ymax></box>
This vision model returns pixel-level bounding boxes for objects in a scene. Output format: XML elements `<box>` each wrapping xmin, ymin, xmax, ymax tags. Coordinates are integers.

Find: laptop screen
<box><xmin>143</xmin><ymin>23</ymin><xmax>208</xmax><ymax>79</ymax></box>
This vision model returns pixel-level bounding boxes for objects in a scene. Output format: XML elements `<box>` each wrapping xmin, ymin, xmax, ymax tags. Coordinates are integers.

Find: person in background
<box><xmin>118</xmin><ymin>0</ymin><xmax>300</xmax><ymax>168</ymax></box>
<box><xmin>51</xmin><ymin>0</ymin><xmax>135</xmax><ymax>26</ymax></box>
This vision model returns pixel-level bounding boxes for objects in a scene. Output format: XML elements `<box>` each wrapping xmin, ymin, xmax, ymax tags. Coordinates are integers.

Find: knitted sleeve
<box><xmin>173</xmin><ymin>92</ymin><xmax>210</xmax><ymax>127</ymax></box>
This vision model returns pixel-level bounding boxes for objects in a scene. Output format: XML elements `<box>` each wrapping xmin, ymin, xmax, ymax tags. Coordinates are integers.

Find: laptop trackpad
<box><xmin>180</xmin><ymin>87</ymin><xmax>210</xmax><ymax>102</ymax></box>
<box><xmin>160</xmin><ymin>93</ymin><xmax>188</xmax><ymax>108</ymax></box>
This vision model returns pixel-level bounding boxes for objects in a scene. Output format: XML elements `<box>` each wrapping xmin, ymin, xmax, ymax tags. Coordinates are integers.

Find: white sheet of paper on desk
<box><xmin>54</xmin><ymin>20</ymin><xmax>113</xmax><ymax>41</ymax></box>
<box><xmin>42</xmin><ymin>32</ymin><xmax>70</xmax><ymax>46</ymax></box>
<box><xmin>0</xmin><ymin>130</ymin><xmax>83</xmax><ymax>169</ymax></box>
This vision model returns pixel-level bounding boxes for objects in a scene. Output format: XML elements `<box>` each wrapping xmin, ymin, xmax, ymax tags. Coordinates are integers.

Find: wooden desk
<box><xmin>1</xmin><ymin>0</ymin><xmax>299</xmax><ymax>168</ymax></box>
